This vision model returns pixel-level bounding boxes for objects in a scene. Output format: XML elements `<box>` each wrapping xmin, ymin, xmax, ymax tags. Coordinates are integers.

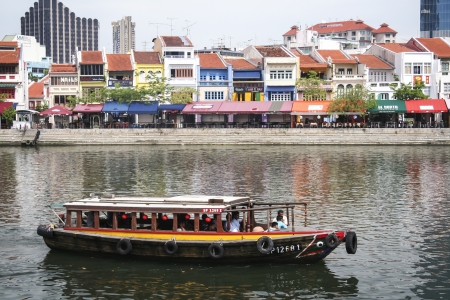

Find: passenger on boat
<box><xmin>276</xmin><ymin>215</ymin><xmax>287</xmax><ymax>229</ymax></box>
<box><xmin>273</xmin><ymin>210</ymin><xmax>288</xmax><ymax>225</ymax></box>
<box><xmin>86</xmin><ymin>211</ymin><xmax>94</xmax><ymax>228</ymax></box>
<box><xmin>208</xmin><ymin>219</ymin><xmax>217</xmax><ymax>231</ymax></box>
<box><xmin>225</xmin><ymin>212</ymin><xmax>242</xmax><ymax>232</ymax></box>
<box><xmin>266</xmin><ymin>222</ymin><xmax>279</xmax><ymax>232</ymax></box>
<box><xmin>200</xmin><ymin>214</ymin><xmax>210</xmax><ymax>231</ymax></box>
<box><xmin>177</xmin><ymin>220</ymin><xmax>187</xmax><ymax>232</ymax></box>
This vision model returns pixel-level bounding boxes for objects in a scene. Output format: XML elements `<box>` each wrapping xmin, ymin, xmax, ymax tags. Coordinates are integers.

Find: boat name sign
<box><xmin>202</xmin><ymin>208</ymin><xmax>223</xmax><ymax>213</ymax></box>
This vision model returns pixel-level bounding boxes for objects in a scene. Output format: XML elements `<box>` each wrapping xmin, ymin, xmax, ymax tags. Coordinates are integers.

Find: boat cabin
<box><xmin>58</xmin><ymin>194</ymin><xmax>307</xmax><ymax>233</ymax></box>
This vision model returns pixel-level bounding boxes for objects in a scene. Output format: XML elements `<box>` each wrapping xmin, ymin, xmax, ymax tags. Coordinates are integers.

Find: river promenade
<box><xmin>2</xmin><ymin>127</ymin><xmax>450</xmax><ymax>145</ymax></box>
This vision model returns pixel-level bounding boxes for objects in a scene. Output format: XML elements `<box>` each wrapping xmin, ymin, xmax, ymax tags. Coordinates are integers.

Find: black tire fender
<box><xmin>345</xmin><ymin>231</ymin><xmax>357</xmax><ymax>254</ymax></box>
<box><xmin>37</xmin><ymin>225</ymin><xmax>53</xmax><ymax>237</ymax></box>
<box><xmin>324</xmin><ymin>233</ymin><xmax>339</xmax><ymax>248</ymax></box>
<box><xmin>25</xmin><ymin>140</ymin><xmax>31</xmax><ymax>146</ymax></box>
<box><xmin>208</xmin><ymin>243</ymin><xmax>224</xmax><ymax>259</ymax></box>
<box><xmin>116</xmin><ymin>239</ymin><xmax>132</xmax><ymax>255</ymax></box>
<box><xmin>164</xmin><ymin>240</ymin><xmax>178</xmax><ymax>255</ymax></box>
<box><xmin>256</xmin><ymin>236</ymin><xmax>274</xmax><ymax>254</ymax></box>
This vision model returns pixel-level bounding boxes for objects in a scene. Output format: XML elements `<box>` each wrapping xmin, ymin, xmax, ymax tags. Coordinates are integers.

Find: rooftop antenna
<box><xmin>149</xmin><ymin>22</ymin><xmax>168</xmax><ymax>36</ymax></box>
<box><xmin>167</xmin><ymin>17</ymin><xmax>178</xmax><ymax>36</ymax></box>
<box><xmin>183</xmin><ymin>20</ymin><xmax>197</xmax><ymax>39</ymax></box>
<box><xmin>142</xmin><ymin>41</ymin><xmax>148</xmax><ymax>51</ymax></box>
<box><xmin>227</xmin><ymin>36</ymin><xmax>233</xmax><ymax>49</ymax></box>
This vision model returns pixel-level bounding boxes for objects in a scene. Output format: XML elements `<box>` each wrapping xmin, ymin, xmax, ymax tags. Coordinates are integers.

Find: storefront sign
<box><xmin>378</xmin><ymin>105</ymin><xmax>399</xmax><ymax>112</ymax></box>
<box><xmin>80</xmin><ymin>76</ymin><xmax>104</xmax><ymax>82</ymax></box>
<box><xmin>234</xmin><ymin>87</ymin><xmax>264</xmax><ymax>92</ymax></box>
<box><xmin>60</xmin><ymin>77</ymin><xmax>78</xmax><ymax>83</ymax></box>
<box><xmin>193</xmin><ymin>104</ymin><xmax>213</xmax><ymax>109</ymax></box>
<box><xmin>426</xmin><ymin>76</ymin><xmax>430</xmax><ymax>84</ymax></box>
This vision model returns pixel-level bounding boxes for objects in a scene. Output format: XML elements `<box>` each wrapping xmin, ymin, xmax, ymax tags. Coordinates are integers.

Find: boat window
<box><xmin>137</xmin><ymin>212</ymin><xmax>152</xmax><ymax>229</ymax></box>
<box><xmin>200</xmin><ymin>214</ymin><xmax>216</xmax><ymax>232</ymax></box>
<box><xmin>117</xmin><ymin>212</ymin><xmax>132</xmax><ymax>229</ymax></box>
<box><xmin>82</xmin><ymin>211</ymin><xmax>95</xmax><ymax>228</ymax></box>
<box><xmin>176</xmin><ymin>213</ymin><xmax>193</xmax><ymax>231</ymax></box>
<box><xmin>99</xmin><ymin>211</ymin><xmax>113</xmax><ymax>229</ymax></box>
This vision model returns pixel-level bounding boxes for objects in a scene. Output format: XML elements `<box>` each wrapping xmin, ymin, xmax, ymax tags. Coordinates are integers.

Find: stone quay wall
<box><xmin>2</xmin><ymin>128</ymin><xmax>450</xmax><ymax>146</ymax></box>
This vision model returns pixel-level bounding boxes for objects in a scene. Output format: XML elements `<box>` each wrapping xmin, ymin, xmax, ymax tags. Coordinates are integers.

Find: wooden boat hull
<box><xmin>41</xmin><ymin>228</ymin><xmax>349</xmax><ymax>264</ymax></box>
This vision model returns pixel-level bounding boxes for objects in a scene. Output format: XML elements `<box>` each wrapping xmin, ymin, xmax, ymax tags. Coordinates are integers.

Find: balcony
<box><xmin>0</xmin><ymin>73</ymin><xmax>20</xmax><ymax>82</ymax></box>
<box><xmin>334</xmin><ymin>74</ymin><xmax>365</xmax><ymax>81</ymax></box>
<box><xmin>108</xmin><ymin>79</ymin><xmax>133</xmax><ymax>87</ymax></box>
<box><xmin>369</xmin><ymin>81</ymin><xmax>399</xmax><ymax>92</ymax></box>
<box><xmin>198</xmin><ymin>81</ymin><xmax>229</xmax><ymax>86</ymax></box>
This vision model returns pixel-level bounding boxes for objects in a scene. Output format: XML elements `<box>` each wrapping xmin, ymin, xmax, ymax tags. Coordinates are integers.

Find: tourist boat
<box><xmin>37</xmin><ymin>194</ymin><xmax>357</xmax><ymax>264</ymax></box>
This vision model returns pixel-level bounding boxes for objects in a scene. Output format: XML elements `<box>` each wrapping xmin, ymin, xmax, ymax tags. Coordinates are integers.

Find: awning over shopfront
<box><xmin>268</xmin><ymin>101</ymin><xmax>293</xmax><ymax>113</ymax></box>
<box><xmin>233</xmin><ymin>71</ymin><xmax>261</xmax><ymax>79</ymax></box>
<box><xmin>102</xmin><ymin>101</ymin><xmax>129</xmax><ymax>115</ymax></box>
<box><xmin>158</xmin><ymin>104</ymin><xmax>186</xmax><ymax>112</ymax></box>
<box><xmin>266</xmin><ymin>86</ymin><xmax>296</xmax><ymax>92</ymax></box>
<box><xmin>39</xmin><ymin>105</ymin><xmax>73</xmax><ymax>116</ymax></box>
<box><xmin>128</xmin><ymin>101</ymin><xmax>158</xmax><ymax>114</ymax></box>
<box><xmin>405</xmin><ymin>99</ymin><xmax>448</xmax><ymax>113</ymax></box>
<box><xmin>182</xmin><ymin>102</ymin><xmax>223</xmax><ymax>114</ymax></box>
<box><xmin>0</xmin><ymin>102</ymin><xmax>13</xmax><ymax>114</ymax></box>
<box><xmin>73</xmin><ymin>104</ymin><xmax>104</xmax><ymax>113</ymax></box>
<box><xmin>217</xmin><ymin>101</ymin><xmax>272</xmax><ymax>114</ymax></box>
<box><xmin>369</xmin><ymin>100</ymin><xmax>407</xmax><ymax>113</ymax></box>
<box><xmin>291</xmin><ymin>101</ymin><xmax>331</xmax><ymax>115</ymax></box>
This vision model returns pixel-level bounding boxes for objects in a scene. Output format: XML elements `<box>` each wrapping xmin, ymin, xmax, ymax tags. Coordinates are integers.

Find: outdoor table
<box><xmin>310</xmin><ymin>122</ymin><xmax>318</xmax><ymax>128</ymax></box>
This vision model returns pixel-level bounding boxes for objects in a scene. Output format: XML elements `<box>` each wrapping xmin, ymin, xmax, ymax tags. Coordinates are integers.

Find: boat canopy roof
<box><xmin>62</xmin><ymin>194</ymin><xmax>253</xmax><ymax>213</ymax></box>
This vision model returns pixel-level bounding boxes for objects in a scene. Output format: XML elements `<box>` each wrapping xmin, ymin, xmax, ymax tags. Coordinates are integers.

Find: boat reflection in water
<box><xmin>41</xmin><ymin>250</ymin><xmax>359</xmax><ymax>298</ymax></box>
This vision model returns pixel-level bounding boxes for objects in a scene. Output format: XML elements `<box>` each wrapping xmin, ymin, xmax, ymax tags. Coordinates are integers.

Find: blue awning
<box><xmin>266</xmin><ymin>86</ymin><xmax>296</xmax><ymax>92</ymax></box>
<box><xmin>102</xmin><ymin>101</ymin><xmax>129</xmax><ymax>114</ymax></box>
<box><xmin>128</xmin><ymin>101</ymin><xmax>158</xmax><ymax>114</ymax></box>
<box><xmin>158</xmin><ymin>104</ymin><xmax>186</xmax><ymax>111</ymax></box>
<box><xmin>233</xmin><ymin>71</ymin><xmax>261</xmax><ymax>79</ymax></box>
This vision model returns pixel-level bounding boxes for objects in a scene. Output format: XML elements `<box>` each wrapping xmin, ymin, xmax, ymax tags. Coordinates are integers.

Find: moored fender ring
<box><xmin>256</xmin><ymin>236</ymin><xmax>274</xmax><ymax>254</ymax></box>
<box><xmin>25</xmin><ymin>140</ymin><xmax>31</xmax><ymax>146</ymax></box>
<box><xmin>116</xmin><ymin>239</ymin><xmax>132</xmax><ymax>255</ymax></box>
<box><xmin>164</xmin><ymin>240</ymin><xmax>178</xmax><ymax>255</ymax></box>
<box><xmin>208</xmin><ymin>243</ymin><xmax>224</xmax><ymax>259</ymax></box>
<box><xmin>345</xmin><ymin>231</ymin><xmax>357</xmax><ymax>254</ymax></box>
<box><xmin>37</xmin><ymin>225</ymin><xmax>53</xmax><ymax>237</ymax></box>
<box><xmin>324</xmin><ymin>233</ymin><xmax>339</xmax><ymax>248</ymax></box>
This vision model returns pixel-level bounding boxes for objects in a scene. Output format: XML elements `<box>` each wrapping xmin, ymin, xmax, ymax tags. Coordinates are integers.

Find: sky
<box><xmin>1</xmin><ymin>0</ymin><xmax>420</xmax><ymax>53</ymax></box>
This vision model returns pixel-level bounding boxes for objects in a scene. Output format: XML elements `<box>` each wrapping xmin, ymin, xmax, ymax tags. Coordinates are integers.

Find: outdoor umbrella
<box><xmin>39</xmin><ymin>105</ymin><xmax>73</xmax><ymax>128</ymax></box>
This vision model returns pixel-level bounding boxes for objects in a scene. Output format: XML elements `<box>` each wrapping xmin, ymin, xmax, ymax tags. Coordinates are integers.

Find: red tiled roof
<box><xmin>160</xmin><ymin>36</ymin><xmax>193</xmax><ymax>47</ymax></box>
<box><xmin>308</xmin><ymin>20</ymin><xmax>375</xmax><ymax>34</ymax></box>
<box><xmin>351</xmin><ymin>54</ymin><xmax>393</xmax><ymax>69</ymax></box>
<box><xmin>28</xmin><ymin>81</ymin><xmax>44</xmax><ymax>99</ymax></box>
<box><xmin>133</xmin><ymin>51</ymin><xmax>161</xmax><ymax>64</ymax></box>
<box><xmin>372</xmin><ymin>23</ymin><xmax>397</xmax><ymax>34</ymax></box>
<box><xmin>283</xmin><ymin>25</ymin><xmax>300</xmax><ymax>36</ymax></box>
<box><xmin>377</xmin><ymin>43</ymin><xmax>416</xmax><ymax>53</ymax></box>
<box><xmin>50</xmin><ymin>64</ymin><xmax>77</xmax><ymax>73</ymax></box>
<box><xmin>106</xmin><ymin>54</ymin><xmax>132</xmax><ymax>71</ymax></box>
<box><xmin>254</xmin><ymin>46</ymin><xmax>290</xmax><ymax>57</ymax></box>
<box><xmin>225</xmin><ymin>58</ymin><xmax>258</xmax><ymax>69</ymax></box>
<box><xmin>416</xmin><ymin>38</ymin><xmax>450</xmax><ymax>58</ymax></box>
<box><xmin>299</xmin><ymin>54</ymin><xmax>328</xmax><ymax>69</ymax></box>
<box><xmin>0</xmin><ymin>41</ymin><xmax>18</xmax><ymax>47</ymax></box>
<box><xmin>317</xmin><ymin>50</ymin><xmax>357</xmax><ymax>64</ymax></box>
<box><xmin>198</xmin><ymin>53</ymin><xmax>226</xmax><ymax>69</ymax></box>
<box><xmin>0</xmin><ymin>48</ymin><xmax>20</xmax><ymax>64</ymax></box>
<box><xmin>80</xmin><ymin>51</ymin><xmax>103</xmax><ymax>64</ymax></box>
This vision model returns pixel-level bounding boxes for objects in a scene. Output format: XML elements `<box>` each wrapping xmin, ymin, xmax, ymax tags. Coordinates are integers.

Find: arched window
<box><xmin>346</xmin><ymin>84</ymin><xmax>353</xmax><ymax>90</ymax></box>
<box><xmin>337</xmin><ymin>84</ymin><xmax>344</xmax><ymax>96</ymax></box>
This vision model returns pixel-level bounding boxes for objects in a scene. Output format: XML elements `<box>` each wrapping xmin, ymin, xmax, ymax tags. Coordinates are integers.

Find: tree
<box><xmin>328</xmin><ymin>85</ymin><xmax>377</xmax><ymax>116</ymax></box>
<box><xmin>35</xmin><ymin>102</ymin><xmax>48</xmax><ymax>112</ymax></box>
<box><xmin>2</xmin><ymin>106</ymin><xmax>16</xmax><ymax>127</ymax></box>
<box><xmin>391</xmin><ymin>80</ymin><xmax>428</xmax><ymax>100</ymax></box>
<box><xmin>295</xmin><ymin>71</ymin><xmax>327</xmax><ymax>100</ymax></box>
<box><xmin>170</xmin><ymin>87</ymin><xmax>199</xmax><ymax>104</ymax></box>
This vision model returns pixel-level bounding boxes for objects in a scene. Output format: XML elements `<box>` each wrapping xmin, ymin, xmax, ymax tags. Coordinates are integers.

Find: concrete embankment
<box><xmin>1</xmin><ymin>128</ymin><xmax>450</xmax><ymax>146</ymax></box>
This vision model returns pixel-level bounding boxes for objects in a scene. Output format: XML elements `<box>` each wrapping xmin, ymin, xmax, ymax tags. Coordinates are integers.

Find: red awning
<box><xmin>405</xmin><ymin>99</ymin><xmax>448</xmax><ymax>113</ymax></box>
<box><xmin>182</xmin><ymin>102</ymin><xmax>223</xmax><ymax>114</ymax></box>
<box><xmin>217</xmin><ymin>101</ymin><xmax>272</xmax><ymax>114</ymax></box>
<box><xmin>0</xmin><ymin>102</ymin><xmax>13</xmax><ymax>114</ymax></box>
<box><xmin>39</xmin><ymin>105</ymin><xmax>73</xmax><ymax>116</ymax></box>
<box><xmin>73</xmin><ymin>104</ymin><xmax>104</xmax><ymax>113</ymax></box>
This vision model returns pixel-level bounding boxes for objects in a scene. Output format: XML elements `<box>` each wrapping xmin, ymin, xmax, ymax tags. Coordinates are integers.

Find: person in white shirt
<box><xmin>266</xmin><ymin>222</ymin><xmax>279</xmax><ymax>232</ymax></box>
<box><xmin>226</xmin><ymin>211</ymin><xmax>242</xmax><ymax>232</ymax></box>
<box><xmin>276</xmin><ymin>215</ymin><xmax>287</xmax><ymax>229</ymax></box>
<box><xmin>272</xmin><ymin>210</ymin><xmax>288</xmax><ymax>225</ymax></box>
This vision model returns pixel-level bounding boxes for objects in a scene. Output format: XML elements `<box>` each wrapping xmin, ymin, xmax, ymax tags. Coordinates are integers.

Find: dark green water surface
<box><xmin>0</xmin><ymin>145</ymin><xmax>449</xmax><ymax>299</ymax></box>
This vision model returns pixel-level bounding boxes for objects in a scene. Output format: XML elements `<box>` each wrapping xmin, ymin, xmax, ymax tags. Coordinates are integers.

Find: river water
<box><xmin>0</xmin><ymin>145</ymin><xmax>449</xmax><ymax>299</ymax></box>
